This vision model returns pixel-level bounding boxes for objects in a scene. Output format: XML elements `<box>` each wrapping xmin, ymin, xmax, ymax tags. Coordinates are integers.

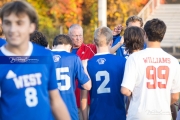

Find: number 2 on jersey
<box><xmin>146</xmin><ymin>66</ymin><xmax>169</xmax><ymax>89</ymax></box>
<box><xmin>96</xmin><ymin>71</ymin><xmax>111</xmax><ymax>94</ymax></box>
<box><xmin>56</xmin><ymin>67</ymin><xmax>70</xmax><ymax>91</ymax></box>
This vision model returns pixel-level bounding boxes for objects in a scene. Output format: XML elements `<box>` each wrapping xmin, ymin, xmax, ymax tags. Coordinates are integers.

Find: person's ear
<box><xmin>109</xmin><ymin>40</ymin><xmax>113</xmax><ymax>47</ymax></box>
<box><xmin>29</xmin><ymin>23</ymin><xmax>36</xmax><ymax>34</ymax></box>
<box><xmin>67</xmin><ymin>44</ymin><xmax>72</xmax><ymax>53</ymax></box>
<box><xmin>144</xmin><ymin>32</ymin><xmax>148</xmax><ymax>43</ymax></box>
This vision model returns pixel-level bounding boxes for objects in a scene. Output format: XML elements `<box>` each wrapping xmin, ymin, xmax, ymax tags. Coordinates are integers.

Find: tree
<box><xmin>107</xmin><ymin>0</ymin><xmax>148</xmax><ymax>30</ymax></box>
<box><xmin>1</xmin><ymin>0</ymin><xmax>149</xmax><ymax>45</ymax></box>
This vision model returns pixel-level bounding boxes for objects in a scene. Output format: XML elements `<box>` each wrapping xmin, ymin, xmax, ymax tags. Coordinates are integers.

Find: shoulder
<box><xmin>65</xmin><ymin>52</ymin><xmax>80</xmax><ymax>59</ymax></box>
<box><xmin>163</xmin><ymin>52</ymin><xmax>179</xmax><ymax>65</ymax></box>
<box><xmin>32</xmin><ymin>43</ymin><xmax>52</xmax><ymax>56</ymax></box>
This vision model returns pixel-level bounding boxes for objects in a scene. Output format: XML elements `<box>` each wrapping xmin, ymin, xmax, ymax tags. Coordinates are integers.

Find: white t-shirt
<box><xmin>121</xmin><ymin>48</ymin><xmax>180</xmax><ymax>120</ymax></box>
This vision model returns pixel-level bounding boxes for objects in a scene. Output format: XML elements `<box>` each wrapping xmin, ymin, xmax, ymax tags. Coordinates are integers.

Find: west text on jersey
<box><xmin>143</xmin><ymin>57</ymin><xmax>171</xmax><ymax>64</ymax></box>
<box><xmin>13</xmin><ymin>73</ymin><xmax>42</xmax><ymax>89</ymax></box>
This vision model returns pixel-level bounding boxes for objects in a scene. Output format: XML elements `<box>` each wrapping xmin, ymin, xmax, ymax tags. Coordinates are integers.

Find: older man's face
<box><xmin>69</xmin><ymin>28</ymin><xmax>83</xmax><ymax>48</ymax></box>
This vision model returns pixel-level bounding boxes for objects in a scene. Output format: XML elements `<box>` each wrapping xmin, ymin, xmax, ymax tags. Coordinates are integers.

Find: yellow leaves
<box><xmin>0</xmin><ymin>0</ymin><xmax>148</xmax><ymax>45</ymax></box>
<box><xmin>107</xmin><ymin>0</ymin><xmax>148</xmax><ymax>30</ymax></box>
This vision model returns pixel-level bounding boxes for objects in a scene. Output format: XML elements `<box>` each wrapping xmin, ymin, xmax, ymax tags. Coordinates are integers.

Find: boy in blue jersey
<box><xmin>81</xmin><ymin>27</ymin><xmax>126</xmax><ymax>120</ymax></box>
<box><xmin>0</xmin><ymin>1</ymin><xmax>70</xmax><ymax>120</ymax></box>
<box><xmin>111</xmin><ymin>15</ymin><xmax>146</xmax><ymax>58</ymax></box>
<box><xmin>51</xmin><ymin>34</ymin><xmax>91</xmax><ymax>120</ymax></box>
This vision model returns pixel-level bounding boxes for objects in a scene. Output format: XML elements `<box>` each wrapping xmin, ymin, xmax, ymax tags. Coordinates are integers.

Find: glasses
<box><xmin>71</xmin><ymin>35</ymin><xmax>83</xmax><ymax>38</ymax></box>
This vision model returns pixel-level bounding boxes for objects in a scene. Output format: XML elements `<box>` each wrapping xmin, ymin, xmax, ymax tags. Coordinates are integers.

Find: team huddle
<box><xmin>0</xmin><ymin>1</ymin><xmax>180</xmax><ymax>120</ymax></box>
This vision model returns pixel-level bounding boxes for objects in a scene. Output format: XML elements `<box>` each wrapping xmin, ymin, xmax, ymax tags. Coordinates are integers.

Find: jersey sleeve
<box><xmin>121</xmin><ymin>55</ymin><xmax>137</xmax><ymax>92</ymax></box>
<box><xmin>75</xmin><ymin>56</ymin><xmax>90</xmax><ymax>86</ymax></box>
<box><xmin>171</xmin><ymin>61</ymin><xmax>180</xmax><ymax>93</ymax></box>
<box><xmin>48</xmin><ymin>52</ymin><xmax>58</xmax><ymax>90</ymax></box>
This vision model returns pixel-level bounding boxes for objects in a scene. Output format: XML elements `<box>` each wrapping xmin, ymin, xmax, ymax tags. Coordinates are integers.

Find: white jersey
<box><xmin>121</xmin><ymin>48</ymin><xmax>180</xmax><ymax>120</ymax></box>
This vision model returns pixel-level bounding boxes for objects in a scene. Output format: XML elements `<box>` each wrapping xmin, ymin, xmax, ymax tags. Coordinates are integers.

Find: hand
<box><xmin>118</xmin><ymin>36</ymin><xmax>124</xmax><ymax>46</ymax></box>
<box><xmin>113</xmin><ymin>25</ymin><xmax>123</xmax><ymax>36</ymax></box>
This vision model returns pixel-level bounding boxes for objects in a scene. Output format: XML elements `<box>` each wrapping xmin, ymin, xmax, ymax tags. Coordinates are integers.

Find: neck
<box><xmin>147</xmin><ymin>41</ymin><xmax>161</xmax><ymax>48</ymax></box>
<box><xmin>53</xmin><ymin>45</ymin><xmax>65</xmax><ymax>50</ymax></box>
<box><xmin>53</xmin><ymin>45</ymin><xmax>70</xmax><ymax>52</ymax></box>
<box><xmin>5</xmin><ymin>42</ymin><xmax>29</xmax><ymax>56</ymax></box>
<box><xmin>96</xmin><ymin>46</ymin><xmax>110</xmax><ymax>53</ymax></box>
<box><xmin>132</xmin><ymin>49</ymin><xmax>140</xmax><ymax>53</ymax></box>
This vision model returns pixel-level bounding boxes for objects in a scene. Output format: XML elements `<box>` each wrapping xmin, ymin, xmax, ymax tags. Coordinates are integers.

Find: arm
<box><xmin>49</xmin><ymin>89</ymin><xmax>71</xmax><ymax>120</ymax></box>
<box><xmin>81</xmin><ymin>80</ymin><xmax>91</xmax><ymax>90</ymax></box>
<box><xmin>110</xmin><ymin>36</ymin><xmax>124</xmax><ymax>54</ymax></box>
<box><xmin>110</xmin><ymin>25</ymin><xmax>123</xmax><ymax>54</ymax></box>
<box><xmin>171</xmin><ymin>62</ymin><xmax>180</xmax><ymax>105</ymax></box>
<box><xmin>80</xmin><ymin>90</ymin><xmax>89</xmax><ymax>120</ymax></box>
<box><xmin>121</xmin><ymin>55</ymin><xmax>137</xmax><ymax>97</ymax></box>
<box><xmin>121</xmin><ymin>86</ymin><xmax>132</xmax><ymax>97</ymax></box>
<box><xmin>171</xmin><ymin>104</ymin><xmax>177</xmax><ymax>120</ymax></box>
<box><xmin>171</xmin><ymin>93</ymin><xmax>179</xmax><ymax>105</ymax></box>
<box><xmin>81</xmin><ymin>59</ymin><xmax>92</xmax><ymax>90</ymax></box>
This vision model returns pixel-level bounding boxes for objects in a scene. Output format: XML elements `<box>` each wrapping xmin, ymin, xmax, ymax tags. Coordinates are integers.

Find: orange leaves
<box><xmin>107</xmin><ymin>0</ymin><xmax>149</xmax><ymax>30</ymax></box>
<box><xmin>0</xmin><ymin>0</ymin><xmax>149</xmax><ymax>45</ymax></box>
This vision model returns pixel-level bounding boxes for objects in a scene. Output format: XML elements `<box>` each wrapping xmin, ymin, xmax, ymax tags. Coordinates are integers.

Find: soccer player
<box><xmin>51</xmin><ymin>34</ymin><xmax>91</xmax><ymax>120</ymax></box>
<box><xmin>123</xmin><ymin>26</ymin><xmax>145</xmax><ymax>113</ymax></box>
<box><xmin>121</xmin><ymin>18</ymin><xmax>180</xmax><ymax>120</ymax></box>
<box><xmin>123</xmin><ymin>26</ymin><xmax>145</xmax><ymax>54</ymax></box>
<box><xmin>111</xmin><ymin>15</ymin><xmax>146</xmax><ymax>57</ymax></box>
<box><xmin>81</xmin><ymin>26</ymin><xmax>126</xmax><ymax>120</ymax></box>
<box><xmin>0</xmin><ymin>1</ymin><xmax>70</xmax><ymax>120</ymax></box>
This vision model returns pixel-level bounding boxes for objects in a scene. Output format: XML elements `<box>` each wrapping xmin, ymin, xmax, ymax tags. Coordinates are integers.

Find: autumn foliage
<box><xmin>0</xmin><ymin>0</ymin><xmax>152</xmax><ymax>45</ymax></box>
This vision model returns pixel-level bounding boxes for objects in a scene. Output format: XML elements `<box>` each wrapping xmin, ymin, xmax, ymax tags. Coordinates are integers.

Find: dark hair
<box><xmin>126</xmin><ymin>15</ymin><xmax>143</xmax><ymax>27</ymax></box>
<box><xmin>53</xmin><ymin>34</ymin><xmax>73</xmax><ymax>47</ymax></box>
<box><xmin>30</xmin><ymin>31</ymin><xmax>48</xmax><ymax>47</ymax></box>
<box><xmin>124</xmin><ymin>26</ymin><xmax>144</xmax><ymax>54</ymax></box>
<box><xmin>144</xmin><ymin>19</ymin><xmax>166</xmax><ymax>42</ymax></box>
<box><xmin>0</xmin><ymin>1</ymin><xmax>38</xmax><ymax>27</ymax></box>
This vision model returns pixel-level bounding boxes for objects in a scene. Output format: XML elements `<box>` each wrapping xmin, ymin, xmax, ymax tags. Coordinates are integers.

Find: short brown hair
<box><xmin>124</xmin><ymin>26</ymin><xmax>144</xmax><ymax>54</ymax></box>
<box><xmin>53</xmin><ymin>34</ymin><xmax>73</xmax><ymax>47</ymax></box>
<box><xmin>126</xmin><ymin>15</ymin><xmax>143</xmax><ymax>27</ymax></box>
<box><xmin>94</xmin><ymin>27</ymin><xmax>113</xmax><ymax>47</ymax></box>
<box><xmin>144</xmin><ymin>19</ymin><xmax>166</xmax><ymax>42</ymax></box>
<box><xmin>0</xmin><ymin>1</ymin><xmax>38</xmax><ymax>27</ymax></box>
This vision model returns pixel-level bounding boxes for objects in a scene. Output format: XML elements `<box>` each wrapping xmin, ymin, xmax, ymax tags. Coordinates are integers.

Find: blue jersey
<box><xmin>52</xmin><ymin>49</ymin><xmax>89</xmax><ymax>120</ymax></box>
<box><xmin>0</xmin><ymin>43</ymin><xmax>57</xmax><ymax>120</ymax></box>
<box><xmin>112</xmin><ymin>35</ymin><xmax>147</xmax><ymax>58</ymax></box>
<box><xmin>0</xmin><ymin>38</ymin><xmax>6</xmax><ymax>47</ymax></box>
<box><xmin>87</xmin><ymin>53</ymin><xmax>126</xmax><ymax>120</ymax></box>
